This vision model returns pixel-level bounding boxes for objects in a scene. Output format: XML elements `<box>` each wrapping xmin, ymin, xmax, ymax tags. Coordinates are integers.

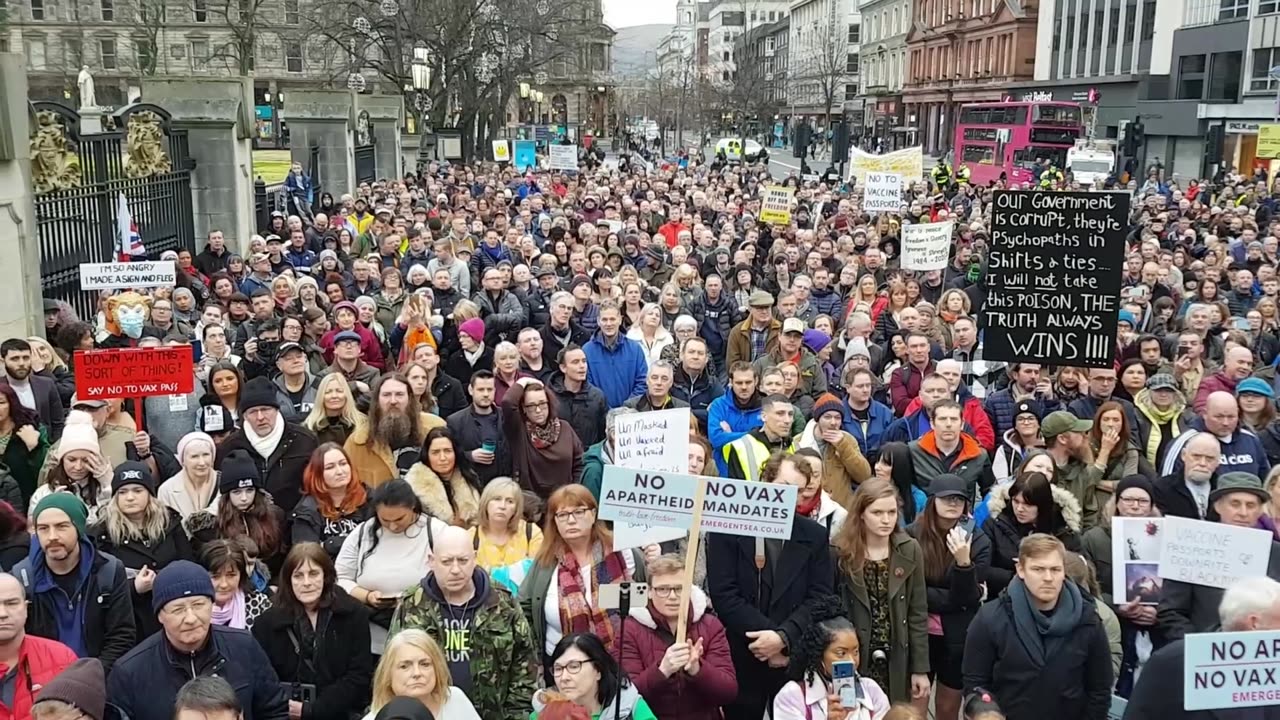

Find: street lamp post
<box><xmin>411</xmin><ymin>45</ymin><xmax>434</xmax><ymax>169</ymax></box>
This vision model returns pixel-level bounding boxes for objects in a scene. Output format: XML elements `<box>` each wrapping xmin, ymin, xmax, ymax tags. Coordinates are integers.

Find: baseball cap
<box><xmin>276</xmin><ymin>341</ymin><xmax>305</xmax><ymax>357</ymax></box>
<box><xmin>1040</xmin><ymin>411</ymin><xmax>1092</xmax><ymax>439</ymax></box>
<box><xmin>929</xmin><ymin>473</ymin><xmax>970</xmax><ymax>500</ymax></box>
<box><xmin>250</xmin><ymin>252</ymin><xmax>271</xmax><ymax>265</ymax></box>
<box><xmin>70</xmin><ymin>394</ymin><xmax>108</xmax><ymax>410</ymax></box>
<box><xmin>782</xmin><ymin>318</ymin><xmax>806</xmax><ymax>335</ymax></box>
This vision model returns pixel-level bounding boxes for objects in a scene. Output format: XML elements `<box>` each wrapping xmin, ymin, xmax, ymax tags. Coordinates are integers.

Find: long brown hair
<box><xmin>1089</xmin><ymin>401</ymin><xmax>1132</xmax><ymax>450</ymax></box>
<box><xmin>914</xmin><ymin>496</ymin><xmax>958</xmax><ymax>583</ymax></box>
<box><xmin>215</xmin><ymin>487</ymin><xmax>282</xmax><ymax>561</ymax></box>
<box><xmin>834</xmin><ymin>478</ymin><xmax>901</xmax><ymax>576</ymax></box>
<box><xmin>535</xmin><ymin>484</ymin><xmax>612</xmax><ymax>568</ymax></box>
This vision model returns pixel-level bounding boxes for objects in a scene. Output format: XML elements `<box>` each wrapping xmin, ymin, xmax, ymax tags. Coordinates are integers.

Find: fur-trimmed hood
<box><xmin>627</xmin><ymin>583</ymin><xmax>711</xmax><ymax>629</ymax></box>
<box><xmin>403</xmin><ymin>462</ymin><xmax>480</xmax><ymax>527</ymax></box>
<box><xmin>986</xmin><ymin>479</ymin><xmax>1083</xmax><ymax>533</ymax></box>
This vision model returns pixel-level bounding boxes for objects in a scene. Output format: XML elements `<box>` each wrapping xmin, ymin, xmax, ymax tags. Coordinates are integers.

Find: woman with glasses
<box><xmin>518</xmin><ymin>484</ymin><xmax>646</xmax><ymax>679</ymax></box>
<box><xmin>619</xmin><ymin>556</ymin><xmax>737</xmax><ymax>720</ymax></box>
<box><xmin>990</xmin><ymin>400</ymin><xmax>1043</xmax><ymax>489</ymax></box>
<box><xmin>533</xmin><ymin>633</ymin><xmax>656</xmax><ymax>720</ymax></box>
<box><xmin>365</xmin><ymin>629</ymin><xmax>481</xmax><ymax>720</ymax></box>
<box><xmin>503</xmin><ymin>379</ymin><xmax>584</xmax><ymax>501</ymax></box>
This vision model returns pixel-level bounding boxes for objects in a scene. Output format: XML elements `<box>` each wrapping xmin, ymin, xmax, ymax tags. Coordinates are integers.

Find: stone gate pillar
<box><xmin>287</xmin><ymin>90</ymin><xmax>356</xmax><ymax>196</ymax></box>
<box><xmin>0</xmin><ymin>54</ymin><xmax>46</xmax><ymax>339</ymax></box>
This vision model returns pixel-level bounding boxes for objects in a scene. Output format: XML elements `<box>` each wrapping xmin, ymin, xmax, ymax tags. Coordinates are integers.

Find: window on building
<box><xmin>1251</xmin><ymin>47</ymin><xmax>1279</xmax><ymax>91</ymax></box>
<box><xmin>285</xmin><ymin>41</ymin><xmax>302</xmax><ymax>72</ymax></box>
<box><xmin>723</xmin><ymin>50</ymin><xmax>729</xmax><ymax>61</ymax></box>
<box><xmin>1108</xmin><ymin>7</ymin><xmax>1119</xmax><ymax>44</ymax></box>
<box><xmin>193</xmin><ymin>0</ymin><xmax>206</xmax><ymax>21</ymax></box>
<box><xmin>845</xmin><ymin>82</ymin><xmax>858</xmax><ymax>100</ymax></box>
<box><xmin>1218</xmin><ymin>0</ymin><xmax>1247</xmax><ymax>20</ymax></box>
<box><xmin>100</xmin><ymin>38</ymin><xmax>116</xmax><ymax>68</ymax></box>
<box><xmin>100</xmin><ymin>0</ymin><xmax>112</xmax><ymax>20</ymax></box>
<box><xmin>721</xmin><ymin>69</ymin><xmax>729</xmax><ymax>81</ymax></box>
<box><xmin>1207</xmin><ymin>50</ymin><xmax>1241</xmax><ymax>99</ymax></box>
<box><xmin>135</xmin><ymin>35</ymin><xmax>154</xmax><ymax>69</ymax></box>
<box><xmin>1263</xmin><ymin>0</ymin><xmax>1279</xmax><ymax>14</ymax></box>
<box><xmin>284</xmin><ymin>0</ymin><xmax>298</xmax><ymax>23</ymax></box>
<box><xmin>29</xmin><ymin>0</ymin><xmax>43</xmax><ymax>20</ymax></box>
<box><xmin>190</xmin><ymin>38</ymin><xmax>209</xmax><ymax>70</ymax></box>
<box><xmin>1179</xmin><ymin>53</ymin><xmax>1206</xmax><ymax>98</ymax></box>
<box><xmin>766</xmin><ymin>36</ymin><xmax>775</xmax><ymax>52</ymax></box>
<box><xmin>847</xmin><ymin>52</ymin><xmax>859</xmax><ymax>73</ymax></box>
<box><xmin>768</xmin><ymin>10</ymin><xmax>775</xmax><ymax>19</ymax></box>
<box><xmin>749</xmin><ymin>10</ymin><xmax>755</xmax><ymax>20</ymax></box>
<box><xmin>1140</xmin><ymin>0</ymin><xmax>1155</xmax><ymax>39</ymax></box>
<box><xmin>848</xmin><ymin>23</ymin><xmax>860</xmax><ymax>42</ymax></box>
<box><xmin>26</xmin><ymin>37</ymin><xmax>46</xmax><ymax>68</ymax></box>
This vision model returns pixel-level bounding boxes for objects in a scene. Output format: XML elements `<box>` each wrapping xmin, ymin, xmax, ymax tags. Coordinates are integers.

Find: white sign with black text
<box><xmin>862</xmin><ymin>172</ymin><xmax>902</xmax><ymax>214</ymax></box>
<box><xmin>79</xmin><ymin>261</ymin><xmax>176</xmax><ymax>290</ymax></box>
<box><xmin>901</xmin><ymin>221</ymin><xmax>954</xmax><ymax>271</ymax></box>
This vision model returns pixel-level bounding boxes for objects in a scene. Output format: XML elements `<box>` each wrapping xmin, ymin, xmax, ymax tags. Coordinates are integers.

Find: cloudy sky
<box><xmin>603</xmin><ymin>0</ymin><xmax>675</xmax><ymax>27</ymax></box>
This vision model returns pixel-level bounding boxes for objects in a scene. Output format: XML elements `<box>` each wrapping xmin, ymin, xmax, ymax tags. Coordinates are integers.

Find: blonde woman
<box><xmin>26</xmin><ymin>336</ymin><xmax>74</xmax><ymax>407</ymax></box>
<box><xmin>469</xmin><ymin>477</ymin><xmax>544</xmax><ymax>571</ymax></box>
<box><xmin>304</xmin><ymin>373</ymin><xmax>365</xmax><ymax>446</ymax></box>
<box><xmin>625</xmin><ymin>303</ymin><xmax>675</xmax><ymax>369</ymax></box>
<box><xmin>491</xmin><ymin>341</ymin><xmax>528</xmax><ymax>405</ymax></box>
<box><xmin>365</xmin><ymin>629</ymin><xmax>481</xmax><ymax>720</ymax></box>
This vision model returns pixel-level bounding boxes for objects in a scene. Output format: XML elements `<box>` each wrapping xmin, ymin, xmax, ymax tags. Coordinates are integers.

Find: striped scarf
<box><xmin>556</xmin><ymin>543</ymin><xmax>629</xmax><ymax>656</ymax></box>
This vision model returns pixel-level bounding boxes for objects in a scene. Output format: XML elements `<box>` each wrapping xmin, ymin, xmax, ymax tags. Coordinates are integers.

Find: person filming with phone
<box><xmin>772</xmin><ymin>598</ymin><xmax>890</xmax><ymax>720</ymax></box>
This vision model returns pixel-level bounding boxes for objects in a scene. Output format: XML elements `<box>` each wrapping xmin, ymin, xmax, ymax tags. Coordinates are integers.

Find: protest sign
<box><xmin>849</xmin><ymin>146</ymin><xmax>923</xmax><ymax>182</ymax></box>
<box><xmin>759</xmin><ymin>185</ymin><xmax>794</xmax><ymax>225</ymax></box>
<box><xmin>1158</xmin><ymin>516</ymin><xmax>1273</xmax><ymax>590</ymax></box>
<box><xmin>599</xmin><ymin>466</ymin><xmax>798</xmax><ymax>540</ymax></box>
<box><xmin>513</xmin><ymin>140</ymin><xmax>537</xmax><ymax>172</ymax></box>
<box><xmin>1184</xmin><ymin>630</ymin><xmax>1280</xmax><ymax>710</ymax></box>
<box><xmin>492</xmin><ymin>140</ymin><xmax>511</xmax><ymax>163</ymax></box>
<box><xmin>1259</xmin><ymin>125</ymin><xmax>1280</xmax><ymax>159</ymax></box>
<box><xmin>548</xmin><ymin>144</ymin><xmax>578</xmax><ymax>171</ymax></box>
<box><xmin>1107</xmin><ymin>696</ymin><xmax>1126</xmax><ymax>720</ymax></box>
<box><xmin>862</xmin><ymin>172</ymin><xmax>902</xmax><ymax>214</ymax></box>
<box><xmin>1111</xmin><ymin>517</ymin><xmax>1164</xmax><ymax>605</ymax></box>
<box><xmin>900</xmin><ymin>221</ymin><xmax>954</xmax><ymax>271</ymax></box>
<box><xmin>611</xmin><ymin>409</ymin><xmax>691</xmax><ymax>550</ymax></box>
<box><xmin>74</xmin><ymin>346</ymin><xmax>195</xmax><ymax>399</ymax></box>
<box><xmin>79</xmin><ymin>261</ymin><xmax>175</xmax><ymax>291</ymax></box>
<box><xmin>982</xmin><ymin>191</ymin><xmax>1127</xmax><ymax>368</ymax></box>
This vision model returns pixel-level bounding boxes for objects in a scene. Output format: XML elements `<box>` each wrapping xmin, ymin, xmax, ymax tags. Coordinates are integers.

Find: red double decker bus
<box><xmin>952</xmin><ymin>101</ymin><xmax>1084</xmax><ymax>186</ymax></box>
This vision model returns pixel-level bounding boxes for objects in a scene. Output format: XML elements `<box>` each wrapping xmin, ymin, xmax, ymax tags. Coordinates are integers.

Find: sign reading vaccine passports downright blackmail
<box><xmin>983</xmin><ymin>191</ymin><xmax>1127</xmax><ymax>368</ymax></box>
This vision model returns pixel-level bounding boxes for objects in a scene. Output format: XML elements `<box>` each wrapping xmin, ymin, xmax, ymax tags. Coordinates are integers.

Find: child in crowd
<box><xmin>773</xmin><ymin>598</ymin><xmax>890</xmax><ymax>720</ymax></box>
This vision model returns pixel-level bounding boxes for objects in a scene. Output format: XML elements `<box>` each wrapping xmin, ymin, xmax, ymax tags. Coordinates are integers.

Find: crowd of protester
<box><xmin>6</xmin><ymin>148</ymin><xmax>1280</xmax><ymax>720</ymax></box>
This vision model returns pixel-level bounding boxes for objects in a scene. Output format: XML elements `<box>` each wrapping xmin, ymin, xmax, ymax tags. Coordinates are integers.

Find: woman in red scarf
<box><xmin>502</xmin><ymin>379</ymin><xmax>584</xmax><ymax>500</ymax></box>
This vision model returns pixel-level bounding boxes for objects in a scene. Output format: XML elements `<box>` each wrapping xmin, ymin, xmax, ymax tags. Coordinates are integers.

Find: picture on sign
<box><xmin>759</xmin><ymin>185</ymin><xmax>794</xmax><ymax>225</ymax></box>
<box><xmin>492</xmin><ymin>140</ymin><xmax>511</xmax><ymax>163</ymax></box>
<box><xmin>900</xmin><ymin>221</ymin><xmax>954</xmax><ymax>271</ymax></box>
<box><xmin>611</xmin><ymin>409</ymin><xmax>691</xmax><ymax>550</ymax></box>
<box><xmin>1158</xmin><ymin>516</ymin><xmax>1273</xmax><ymax>590</ymax></box>
<box><xmin>1111</xmin><ymin>517</ymin><xmax>1164</xmax><ymax>605</ymax></box>
<box><xmin>1183</xmin><ymin>630</ymin><xmax>1280</xmax><ymax>710</ymax></box>
<box><xmin>982</xmin><ymin>191</ymin><xmax>1127</xmax><ymax>368</ymax></box>
<box><xmin>548</xmin><ymin>144</ymin><xmax>578</xmax><ymax>172</ymax></box>
<box><xmin>79</xmin><ymin>261</ymin><xmax>176</xmax><ymax>291</ymax></box>
<box><xmin>74</xmin><ymin>346</ymin><xmax>195</xmax><ymax>399</ymax></box>
<box><xmin>862</xmin><ymin>172</ymin><xmax>902</xmax><ymax>214</ymax></box>
<box><xmin>513</xmin><ymin>140</ymin><xmax>537</xmax><ymax>172</ymax></box>
<box><xmin>599</xmin><ymin>467</ymin><xmax>798</xmax><ymax>540</ymax></box>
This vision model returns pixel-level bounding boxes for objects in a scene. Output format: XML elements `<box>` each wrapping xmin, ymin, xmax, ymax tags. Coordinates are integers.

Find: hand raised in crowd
<box><xmin>642</xmin><ymin>544</ymin><xmax>662</xmax><ymax>565</ymax></box>
<box><xmin>15</xmin><ymin>424</ymin><xmax>39</xmax><ymax>451</ymax></box>
<box><xmin>826</xmin><ymin>694</ymin><xmax>848</xmax><ymax>720</ymax></box>
<box><xmin>471</xmin><ymin>447</ymin><xmax>494</xmax><ymax>465</ymax></box>
<box><xmin>134</xmin><ymin>430</ymin><xmax>151</xmax><ymax>457</ymax></box>
<box><xmin>659</xmin><ymin>641</ymin><xmax>692</xmax><ymax>677</ymax></box>
<box><xmin>946</xmin><ymin>526</ymin><xmax>972</xmax><ymax>567</ymax></box>
<box><xmin>685</xmin><ymin>637</ymin><xmax>705</xmax><ymax>676</ymax></box>
<box><xmin>133</xmin><ymin>565</ymin><xmax>155</xmax><ymax>594</ymax></box>
<box><xmin>85</xmin><ymin>452</ymin><xmax>112</xmax><ymax>481</ymax></box>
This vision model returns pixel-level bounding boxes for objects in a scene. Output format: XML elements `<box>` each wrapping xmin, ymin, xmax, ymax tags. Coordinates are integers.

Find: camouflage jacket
<box><xmin>389</xmin><ymin>579</ymin><xmax>540</xmax><ymax>720</ymax></box>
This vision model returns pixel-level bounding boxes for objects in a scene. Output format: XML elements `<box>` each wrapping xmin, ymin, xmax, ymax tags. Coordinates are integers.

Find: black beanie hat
<box><xmin>1115</xmin><ymin>475</ymin><xmax>1155</xmax><ymax>503</ymax></box>
<box><xmin>218</xmin><ymin>448</ymin><xmax>263</xmax><ymax>496</ymax></box>
<box><xmin>36</xmin><ymin>659</ymin><xmax>106</xmax><ymax>720</ymax></box>
<box><xmin>237</xmin><ymin>376</ymin><xmax>280</xmax><ymax>417</ymax></box>
<box><xmin>375</xmin><ymin>697</ymin><xmax>436</xmax><ymax>720</ymax></box>
<box><xmin>112</xmin><ymin>461</ymin><xmax>156</xmax><ymax>496</ymax></box>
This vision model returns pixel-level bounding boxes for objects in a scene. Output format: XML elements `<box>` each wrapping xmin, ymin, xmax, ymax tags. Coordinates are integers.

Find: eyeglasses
<box><xmin>554</xmin><ymin>508</ymin><xmax>592</xmax><ymax>523</ymax></box>
<box><xmin>651</xmin><ymin>585</ymin><xmax>682</xmax><ymax>598</ymax></box>
<box><xmin>553</xmin><ymin>660</ymin><xmax>588</xmax><ymax>676</ymax></box>
<box><xmin>525</xmin><ymin>401</ymin><xmax>549</xmax><ymax>410</ymax></box>
<box><xmin>1118</xmin><ymin>495</ymin><xmax>1152</xmax><ymax>507</ymax></box>
<box><xmin>162</xmin><ymin>597</ymin><xmax>211</xmax><ymax>618</ymax></box>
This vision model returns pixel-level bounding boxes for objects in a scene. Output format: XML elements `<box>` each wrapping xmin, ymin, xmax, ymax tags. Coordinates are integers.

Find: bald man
<box><xmin>1160</xmin><ymin>391</ymin><xmax>1270</xmax><ymax>479</ymax></box>
<box><xmin>0</xmin><ymin>573</ymin><xmax>78</xmax><ymax>718</ymax></box>
<box><xmin>387</xmin><ymin>526</ymin><xmax>538</xmax><ymax>720</ymax></box>
<box><xmin>1193</xmin><ymin>345</ymin><xmax>1255</xmax><ymax>412</ymax></box>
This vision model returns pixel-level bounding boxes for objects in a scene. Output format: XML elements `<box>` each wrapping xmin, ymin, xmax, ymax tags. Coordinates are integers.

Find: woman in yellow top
<box><xmin>469</xmin><ymin>477</ymin><xmax>544</xmax><ymax>570</ymax></box>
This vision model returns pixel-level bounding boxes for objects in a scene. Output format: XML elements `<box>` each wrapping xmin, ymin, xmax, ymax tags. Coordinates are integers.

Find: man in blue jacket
<box><xmin>107</xmin><ymin>561</ymin><xmax>287</xmax><ymax>720</ymax></box>
<box><xmin>583</xmin><ymin>301</ymin><xmax>647</xmax><ymax>409</ymax></box>
<box><xmin>842</xmin><ymin>367</ymin><xmax>894</xmax><ymax>462</ymax></box>
<box><xmin>707</xmin><ymin>362</ymin><xmax>765</xmax><ymax>475</ymax></box>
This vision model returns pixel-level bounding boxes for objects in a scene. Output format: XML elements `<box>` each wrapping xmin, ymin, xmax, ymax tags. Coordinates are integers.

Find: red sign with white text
<box><xmin>74</xmin><ymin>347</ymin><xmax>195</xmax><ymax>399</ymax></box>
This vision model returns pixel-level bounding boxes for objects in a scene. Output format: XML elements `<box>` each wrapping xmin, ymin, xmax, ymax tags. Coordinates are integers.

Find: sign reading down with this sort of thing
<box><xmin>74</xmin><ymin>346</ymin><xmax>195</xmax><ymax>399</ymax></box>
<box><xmin>982</xmin><ymin>190</ymin><xmax>1127</xmax><ymax>368</ymax></box>
<box><xmin>598</xmin><ymin>466</ymin><xmax>798</xmax><ymax>540</ymax></box>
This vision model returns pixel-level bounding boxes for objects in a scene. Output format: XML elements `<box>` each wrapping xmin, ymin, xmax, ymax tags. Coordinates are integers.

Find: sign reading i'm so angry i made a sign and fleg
<box><xmin>598</xmin><ymin>466</ymin><xmax>798</xmax><ymax>540</ymax></box>
<box><xmin>982</xmin><ymin>190</ymin><xmax>1127</xmax><ymax>368</ymax></box>
<box><xmin>74</xmin><ymin>347</ymin><xmax>195</xmax><ymax>399</ymax></box>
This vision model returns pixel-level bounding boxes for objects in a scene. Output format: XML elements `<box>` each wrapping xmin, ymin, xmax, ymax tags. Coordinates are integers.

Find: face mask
<box><xmin>118</xmin><ymin>306</ymin><xmax>146</xmax><ymax>339</ymax></box>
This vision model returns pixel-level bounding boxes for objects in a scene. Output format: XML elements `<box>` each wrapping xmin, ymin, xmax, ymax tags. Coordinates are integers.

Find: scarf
<box><xmin>556</xmin><ymin>543</ymin><xmax>629</xmax><ymax>656</ymax></box>
<box><xmin>796</xmin><ymin>492</ymin><xmax>822</xmax><ymax>518</ymax></box>
<box><xmin>213</xmin><ymin>589</ymin><xmax>248</xmax><ymax>629</ymax></box>
<box><xmin>246</xmin><ymin>413</ymin><xmax>285</xmax><ymax>460</ymax></box>
<box><xmin>528</xmin><ymin>418</ymin><xmax>562</xmax><ymax>449</ymax></box>
<box><xmin>1134</xmin><ymin>389</ymin><xmax>1185</xmax><ymax>465</ymax></box>
<box><xmin>1008</xmin><ymin>577</ymin><xmax>1083</xmax><ymax>667</ymax></box>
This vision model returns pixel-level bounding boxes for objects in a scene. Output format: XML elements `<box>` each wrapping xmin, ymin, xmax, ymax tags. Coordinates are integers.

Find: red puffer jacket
<box><xmin>619</xmin><ymin>586</ymin><xmax>738</xmax><ymax>720</ymax></box>
<box><xmin>0</xmin><ymin>636</ymin><xmax>77</xmax><ymax>720</ymax></box>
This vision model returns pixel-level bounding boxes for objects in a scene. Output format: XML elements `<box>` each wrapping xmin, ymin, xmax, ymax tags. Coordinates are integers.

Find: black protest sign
<box><xmin>982</xmin><ymin>190</ymin><xmax>1127</xmax><ymax>368</ymax></box>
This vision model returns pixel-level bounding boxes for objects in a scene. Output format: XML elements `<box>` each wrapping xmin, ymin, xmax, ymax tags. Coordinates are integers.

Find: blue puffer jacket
<box><xmin>707</xmin><ymin>394</ymin><xmax>764</xmax><ymax>476</ymax></box>
<box><xmin>809</xmin><ymin>287</ymin><xmax>845</xmax><ymax>320</ymax></box>
<box><xmin>841</xmin><ymin>399</ymin><xmax>895</xmax><ymax>462</ymax></box>
<box><xmin>584</xmin><ymin>332</ymin><xmax>648</xmax><ymax>409</ymax></box>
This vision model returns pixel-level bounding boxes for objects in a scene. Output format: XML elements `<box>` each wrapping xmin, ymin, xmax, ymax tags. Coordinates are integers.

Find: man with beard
<box><xmin>516</xmin><ymin>327</ymin><xmax>553</xmax><ymax>382</ymax></box>
<box><xmin>0</xmin><ymin>339</ymin><xmax>64</xmax><ymax>441</ymax></box>
<box><xmin>215</xmin><ymin>377</ymin><xmax>317</xmax><ymax>512</ymax></box>
<box><xmin>548</xmin><ymin>345</ymin><xmax>609</xmax><ymax>447</ymax></box>
<box><xmin>343</xmin><ymin>373</ymin><xmax>444</xmax><ymax>487</ymax></box>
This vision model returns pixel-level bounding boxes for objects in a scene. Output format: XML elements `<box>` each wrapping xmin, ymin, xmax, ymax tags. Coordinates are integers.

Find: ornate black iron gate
<box><xmin>30</xmin><ymin>101</ymin><xmax>196</xmax><ymax>321</ymax></box>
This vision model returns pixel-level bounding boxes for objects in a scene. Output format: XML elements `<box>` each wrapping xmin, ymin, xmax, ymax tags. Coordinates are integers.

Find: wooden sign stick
<box><xmin>676</xmin><ymin>477</ymin><xmax>707</xmax><ymax>645</ymax></box>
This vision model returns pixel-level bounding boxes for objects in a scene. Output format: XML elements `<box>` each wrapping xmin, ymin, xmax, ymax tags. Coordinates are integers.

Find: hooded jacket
<box><xmin>899</xmin><ymin>385</ymin><xmax>996</xmax><ymax>451</ymax></box>
<box><xmin>795</xmin><ymin>420</ymin><xmax>872</xmax><ymax>509</ymax></box>
<box><xmin>619</xmin><ymin>586</ymin><xmax>738</xmax><ymax>720</ymax></box>
<box><xmin>707</xmin><ymin>392</ymin><xmax>764</xmax><ymax>476</ymax></box>
<box><xmin>908</xmin><ymin>430</ymin><xmax>988</xmax><ymax>494</ymax></box>
<box><xmin>980</xmin><ymin>483</ymin><xmax>1084</xmax><ymax>598</ymax></box>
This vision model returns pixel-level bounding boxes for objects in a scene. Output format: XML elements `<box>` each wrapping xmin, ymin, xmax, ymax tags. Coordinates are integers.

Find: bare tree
<box><xmin>124</xmin><ymin>0</ymin><xmax>166</xmax><ymax>75</ymax></box>
<box><xmin>198</xmin><ymin>0</ymin><xmax>278</xmax><ymax>75</ymax></box>
<box><xmin>789</xmin><ymin>0</ymin><xmax>850</xmax><ymax>122</ymax></box>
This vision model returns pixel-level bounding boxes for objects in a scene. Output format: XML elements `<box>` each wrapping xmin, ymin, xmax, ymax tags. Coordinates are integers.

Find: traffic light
<box><xmin>831</xmin><ymin>120</ymin><xmax>850</xmax><ymax>160</ymax></box>
<box><xmin>1206</xmin><ymin>124</ymin><xmax>1224</xmax><ymax>165</ymax></box>
<box><xmin>794</xmin><ymin>124</ymin><xmax>811</xmax><ymax>158</ymax></box>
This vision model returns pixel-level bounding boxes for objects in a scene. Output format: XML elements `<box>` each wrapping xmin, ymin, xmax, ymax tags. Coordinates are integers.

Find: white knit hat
<box><xmin>56</xmin><ymin>411</ymin><xmax>100</xmax><ymax>459</ymax></box>
<box><xmin>176</xmin><ymin>431</ymin><xmax>215</xmax><ymax>462</ymax></box>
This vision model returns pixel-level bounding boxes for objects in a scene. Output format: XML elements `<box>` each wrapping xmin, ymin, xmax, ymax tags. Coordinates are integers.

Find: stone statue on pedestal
<box><xmin>77</xmin><ymin>65</ymin><xmax>97</xmax><ymax>109</ymax></box>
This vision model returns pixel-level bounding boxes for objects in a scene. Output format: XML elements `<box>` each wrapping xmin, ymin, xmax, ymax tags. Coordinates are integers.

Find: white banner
<box><xmin>1158</xmin><ymin>516</ymin><xmax>1273</xmax><ymax>590</ymax></box>
<box><xmin>610</xmin><ymin>408</ymin><xmax>691</xmax><ymax>550</ymax></box>
<box><xmin>900</xmin><ymin>221</ymin><xmax>954</xmax><ymax>271</ymax></box>
<box><xmin>863</xmin><ymin>172</ymin><xmax>903</xmax><ymax>214</ymax></box>
<box><xmin>79</xmin><ymin>261</ymin><xmax>176</xmax><ymax>290</ymax></box>
<box><xmin>548</xmin><ymin>144</ymin><xmax>578</xmax><ymax>171</ymax></box>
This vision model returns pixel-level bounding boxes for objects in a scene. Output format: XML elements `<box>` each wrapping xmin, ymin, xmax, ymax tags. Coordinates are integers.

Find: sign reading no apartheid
<box><xmin>863</xmin><ymin>172</ymin><xmax>902</xmax><ymax>214</ymax></box>
<box><xmin>759</xmin><ymin>185</ymin><xmax>794</xmax><ymax>225</ymax></box>
<box><xmin>1184</xmin><ymin>630</ymin><xmax>1280</xmax><ymax>710</ymax></box>
<box><xmin>901</xmin><ymin>221</ymin><xmax>954</xmax><ymax>271</ymax></box>
<box><xmin>79</xmin><ymin>261</ymin><xmax>176</xmax><ymax>290</ymax></box>
<box><xmin>599</xmin><ymin>466</ymin><xmax>798</xmax><ymax>540</ymax></box>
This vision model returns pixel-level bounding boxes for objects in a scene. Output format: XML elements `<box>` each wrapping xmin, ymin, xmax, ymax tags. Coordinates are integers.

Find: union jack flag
<box><xmin>116</xmin><ymin>192</ymin><xmax>146</xmax><ymax>260</ymax></box>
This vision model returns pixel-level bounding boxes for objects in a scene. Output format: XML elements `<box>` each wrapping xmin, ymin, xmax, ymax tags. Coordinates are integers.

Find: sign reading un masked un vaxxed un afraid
<box><xmin>599</xmin><ymin>466</ymin><xmax>798</xmax><ymax>540</ymax></box>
